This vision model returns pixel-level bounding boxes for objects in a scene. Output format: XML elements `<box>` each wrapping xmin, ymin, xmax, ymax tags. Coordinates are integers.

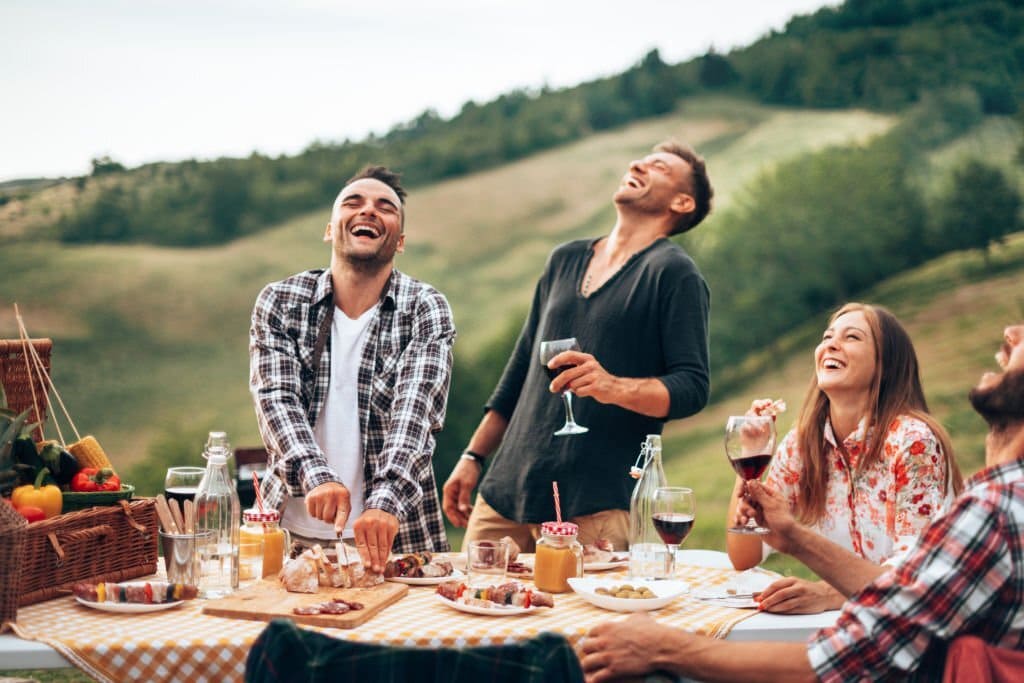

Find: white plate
<box><xmin>568</xmin><ymin>577</ymin><xmax>688</xmax><ymax>612</ymax></box>
<box><xmin>434</xmin><ymin>593</ymin><xmax>541</xmax><ymax>616</ymax></box>
<box><xmin>506</xmin><ymin>558</ymin><xmax>534</xmax><ymax>578</ymax></box>
<box><xmin>386</xmin><ymin>568</ymin><xmax>464</xmax><ymax>586</ymax></box>
<box><xmin>691</xmin><ymin>570</ymin><xmax>776</xmax><ymax>609</ymax></box>
<box><xmin>583</xmin><ymin>557</ymin><xmax>629</xmax><ymax>572</ymax></box>
<box><xmin>75</xmin><ymin>597</ymin><xmax>184</xmax><ymax>613</ymax></box>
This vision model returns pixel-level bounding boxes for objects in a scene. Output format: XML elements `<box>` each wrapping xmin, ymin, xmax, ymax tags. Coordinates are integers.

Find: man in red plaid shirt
<box><xmin>581</xmin><ymin>322</ymin><xmax>1024</xmax><ymax>682</ymax></box>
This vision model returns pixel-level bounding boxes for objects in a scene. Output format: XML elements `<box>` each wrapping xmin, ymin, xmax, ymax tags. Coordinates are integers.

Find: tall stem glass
<box><xmin>724</xmin><ymin>415</ymin><xmax>777</xmax><ymax>534</ymax></box>
<box><xmin>539</xmin><ymin>338</ymin><xmax>588</xmax><ymax>436</ymax></box>
<box><xmin>651</xmin><ymin>487</ymin><xmax>695</xmax><ymax>579</ymax></box>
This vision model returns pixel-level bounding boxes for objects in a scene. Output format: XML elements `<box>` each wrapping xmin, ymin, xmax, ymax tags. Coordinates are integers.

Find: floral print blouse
<box><xmin>765</xmin><ymin>415</ymin><xmax>954</xmax><ymax>564</ymax></box>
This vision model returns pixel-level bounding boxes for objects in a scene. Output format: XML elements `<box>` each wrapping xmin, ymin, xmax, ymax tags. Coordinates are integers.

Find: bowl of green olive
<box><xmin>568</xmin><ymin>577</ymin><xmax>689</xmax><ymax>612</ymax></box>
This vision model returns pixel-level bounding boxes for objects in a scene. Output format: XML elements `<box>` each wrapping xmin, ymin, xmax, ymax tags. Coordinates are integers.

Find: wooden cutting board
<box><xmin>201</xmin><ymin>580</ymin><xmax>409</xmax><ymax>628</ymax></box>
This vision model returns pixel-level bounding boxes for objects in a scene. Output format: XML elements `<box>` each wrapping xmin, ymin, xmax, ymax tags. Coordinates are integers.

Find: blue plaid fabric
<box><xmin>245</xmin><ymin>619</ymin><xmax>584</xmax><ymax>683</ymax></box>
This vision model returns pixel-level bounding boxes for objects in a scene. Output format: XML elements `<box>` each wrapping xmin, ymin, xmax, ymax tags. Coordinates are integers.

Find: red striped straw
<box><xmin>552</xmin><ymin>481</ymin><xmax>561</xmax><ymax>523</ymax></box>
<box><xmin>253</xmin><ymin>471</ymin><xmax>265</xmax><ymax>513</ymax></box>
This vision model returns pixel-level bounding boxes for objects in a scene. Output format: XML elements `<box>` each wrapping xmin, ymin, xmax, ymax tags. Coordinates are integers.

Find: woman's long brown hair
<box><xmin>793</xmin><ymin>303</ymin><xmax>963</xmax><ymax>524</ymax></box>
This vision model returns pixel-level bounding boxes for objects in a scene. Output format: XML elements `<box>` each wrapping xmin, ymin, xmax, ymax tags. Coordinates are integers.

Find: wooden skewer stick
<box><xmin>168</xmin><ymin>498</ymin><xmax>186</xmax><ymax>535</ymax></box>
<box><xmin>155</xmin><ymin>494</ymin><xmax>179</xmax><ymax>534</ymax></box>
<box><xmin>183</xmin><ymin>499</ymin><xmax>195</xmax><ymax>534</ymax></box>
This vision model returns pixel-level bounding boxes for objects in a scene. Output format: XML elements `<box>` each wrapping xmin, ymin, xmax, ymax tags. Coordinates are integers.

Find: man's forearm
<box><xmin>787</xmin><ymin>524</ymin><xmax>887</xmax><ymax>597</ymax></box>
<box><xmin>466</xmin><ymin>410</ymin><xmax>509</xmax><ymax>458</ymax></box>
<box><xmin>658</xmin><ymin>634</ymin><xmax>816</xmax><ymax>683</ymax></box>
<box><xmin>609</xmin><ymin>376</ymin><xmax>670</xmax><ymax>418</ymax></box>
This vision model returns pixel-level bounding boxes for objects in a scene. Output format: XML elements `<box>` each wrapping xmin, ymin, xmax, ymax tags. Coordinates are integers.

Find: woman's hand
<box><xmin>756</xmin><ymin>577</ymin><xmax>844</xmax><ymax>614</ymax></box>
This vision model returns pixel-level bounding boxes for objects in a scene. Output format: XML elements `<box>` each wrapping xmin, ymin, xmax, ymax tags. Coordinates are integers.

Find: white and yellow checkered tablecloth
<box><xmin>8</xmin><ymin>556</ymin><xmax>765</xmax><ymax>683</ymax></box>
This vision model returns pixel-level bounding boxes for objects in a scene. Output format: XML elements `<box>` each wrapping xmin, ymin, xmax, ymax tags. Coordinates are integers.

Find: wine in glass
<box><xmin>164</xmin><ymin>466</ymin><xmax>205</xmax><ymax>507</ymax></box>
<box><xmin>539</xmin><ymin>337</ymin><xmax>588</xmax><ymax>436</ymax></box>
<box><xmin>724</xmin><ymin>415</ymin><xmax>777</xmax><ymax>534</ymax></box>
<box><xmin>651</xmin><ymin>486</ymin><xmax>695</xmax><ymax>579</ymax></box>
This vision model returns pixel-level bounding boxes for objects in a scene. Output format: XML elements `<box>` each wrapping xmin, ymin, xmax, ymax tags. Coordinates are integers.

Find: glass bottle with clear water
<box><xmin>628</xmin><ymin>434</ymin><xmax>671</xmax><ymax>579</ymax></box>
<box><xmin>195</xmin><ymin>431</ymin><xmax>240</xmax><ymax>598</ymax></box>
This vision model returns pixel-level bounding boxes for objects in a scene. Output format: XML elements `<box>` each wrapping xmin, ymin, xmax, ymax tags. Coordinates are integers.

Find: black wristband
<box><xmin>460</xmin><ymin>450</ymin><xmax>485</xmax><ymax>466</ymax></box>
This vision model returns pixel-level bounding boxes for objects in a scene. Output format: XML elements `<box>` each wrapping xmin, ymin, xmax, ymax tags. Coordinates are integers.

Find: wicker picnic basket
<box><xmin>0</xmin><ymin>499</ymin><xmax>28</xmax><ymax>630</ymax></box>
<box><xmin>16</xmin><ymin>498</ymin><xmax>159</xmax><ymax>606</ymax></box>
<box><xmin>0</xmin><ymin>338</ymin><xmax>51</xmax><ymax>441</ymax></box>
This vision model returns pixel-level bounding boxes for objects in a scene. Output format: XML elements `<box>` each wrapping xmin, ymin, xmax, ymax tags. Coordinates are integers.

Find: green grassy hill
<box><xmin>0</xmin><ymin>96</ymin><xmax>894</xmax><ymax>467</ymax></box>
<box><xmin>660</xmin><ymin>233</ymin><xmax>1024</xmax><ymax>566</ymax></box>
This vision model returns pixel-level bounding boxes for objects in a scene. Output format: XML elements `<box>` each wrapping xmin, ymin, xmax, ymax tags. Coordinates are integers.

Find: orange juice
<box><xmin>533</xmin><ymin>521</ymin><xmax>583</xmax><ymax>593</ymax></box>
<box><xmin>240</xmin><ymin>509</ymin><xmax>290</xmax><ymax>578</ymax></box>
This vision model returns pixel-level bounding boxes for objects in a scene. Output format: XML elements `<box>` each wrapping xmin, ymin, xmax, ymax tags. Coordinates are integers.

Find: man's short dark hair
<box><xmin>655</xmin><ymin>140</ymin><xmax>713</xmax><ymax>235</ymax></box>
<box><xmin>345</xmin><ymin>165</ymin><xmax>407</xmax><ymax>204</ymax></box>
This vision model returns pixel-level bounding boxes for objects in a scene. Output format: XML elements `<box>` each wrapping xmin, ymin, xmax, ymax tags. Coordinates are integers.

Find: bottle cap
<box><xmin>207</xmin><ymin>451</ymin><xmax>228</xmax><ymax>465</ymax></box>
<box><xmin>541</xmin><ymin>521</ymin><xmax>579</xmax><ymax>537</ymax></box>
<box><xmin>243</xmin><ymin>508</ymin><xmax>280</xmax><ymax>523</ymax></box>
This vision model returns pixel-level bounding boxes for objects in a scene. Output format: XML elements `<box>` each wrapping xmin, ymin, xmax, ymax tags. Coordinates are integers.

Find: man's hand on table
<box><xmin>353</xmin><ymin>509</ymin><xmax>399</xmax><ymax>573</ymax></box>
<box><xmin>580</xmin><ymin>612</ymin><xmax>683</xmax><ymax>682</ymax></box>
<box><xmin>756</xmin><ymin>577</ymin><xmax>845</xmax><ymax>614</ymax></box>
<box><xmin>442</xmin><ymin>458</ymin><xmax>480</xmax><ymax>527</ymax></box>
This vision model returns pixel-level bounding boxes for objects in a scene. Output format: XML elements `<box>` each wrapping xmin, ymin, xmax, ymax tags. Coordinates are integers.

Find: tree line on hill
<box><xmin>51</xmin><ymin>0</ymin><xmax>1022</xmax><ymax>248</ymax></box>
<box><xmin>428</xmin><ymin>89</ymin><xmax>1024</xmax><ymax>483</ymax></box>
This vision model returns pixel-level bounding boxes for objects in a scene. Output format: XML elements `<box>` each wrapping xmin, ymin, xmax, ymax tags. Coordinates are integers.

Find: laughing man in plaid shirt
<box><xmin>581</xmin><ymin>322</ymin><xmax>1024</xmax><ymax>682</ymax></box>
<box><xmin>249</xmin><ymin>166</ymin><xmax>454</xmax><ymax>574</ymax></box>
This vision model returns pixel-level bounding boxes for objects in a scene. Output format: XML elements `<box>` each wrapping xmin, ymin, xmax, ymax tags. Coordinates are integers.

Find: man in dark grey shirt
<box><xmin>442</xmin><ymin>140</ymin><xmax>713</xmax><ymax>551</ymax></box>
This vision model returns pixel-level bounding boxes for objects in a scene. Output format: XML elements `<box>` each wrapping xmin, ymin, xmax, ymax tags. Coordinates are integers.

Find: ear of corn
<box><xmin>68</xmin><ymin>435</ymin><xmax>114</xmax><ymax>472</ymax></box>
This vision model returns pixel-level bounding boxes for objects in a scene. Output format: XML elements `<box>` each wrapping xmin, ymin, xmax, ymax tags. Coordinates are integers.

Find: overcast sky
<box><xmin>1</xmin><ymin>0</ymin><xmax>836</xmax><ymax>181</ymax></box>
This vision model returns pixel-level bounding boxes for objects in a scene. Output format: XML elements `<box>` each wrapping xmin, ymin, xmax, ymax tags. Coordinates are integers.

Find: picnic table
<box><xmin>1</xmin><ymin>550</ymin><xmax>839</xmax><ymax>682</ymax></box>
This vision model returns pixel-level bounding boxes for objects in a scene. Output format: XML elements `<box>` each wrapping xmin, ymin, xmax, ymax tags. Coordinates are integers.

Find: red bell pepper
<box><xmin>70</xmin><ymin>467</ymin><xmax>121</xmax><ymax>492</ymax></box>
<box><xmin>15</xmin><ymin>504</ymin><xmax>46</xmax><ymax>523</ymax></box>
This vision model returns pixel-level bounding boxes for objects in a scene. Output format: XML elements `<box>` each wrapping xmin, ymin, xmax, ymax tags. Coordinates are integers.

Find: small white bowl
<box><xmin>568</xmin><ymin>577</ymin><xmax>689</xmax><ymax>612</ymax></box>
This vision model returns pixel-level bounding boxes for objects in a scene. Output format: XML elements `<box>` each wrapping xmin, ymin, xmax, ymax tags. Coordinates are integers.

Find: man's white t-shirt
<box><xmin>282</xmin><ymin>304</ymin><xmax>377</xmax><ymax>539</ymax></box>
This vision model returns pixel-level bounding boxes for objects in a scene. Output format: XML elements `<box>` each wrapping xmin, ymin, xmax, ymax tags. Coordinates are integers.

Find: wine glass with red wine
<box><xmin>539</xmin><ymin>337</ymin><xmax>589</xmax><ymax>436</ymax></box>
<box><xmin>652</xmin><ymin>487</ymin><xmax>695</xmax><ymax>579</ymax></box>
<box><xmin>724</xmin><ymin>415</ymin><xmax>777</xmax><ymax>534</ymax></box>
<box><xmin>164</xmin><ymin>466</ymin><xmax>205</xmax><ymax>507</ymax></box>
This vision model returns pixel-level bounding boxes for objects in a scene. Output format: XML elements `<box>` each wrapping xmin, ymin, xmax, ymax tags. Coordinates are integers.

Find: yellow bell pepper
<box><xmin>12</xmin><ymin>468</ymin><xmax>63</xmax><ymax>519</ymax></box>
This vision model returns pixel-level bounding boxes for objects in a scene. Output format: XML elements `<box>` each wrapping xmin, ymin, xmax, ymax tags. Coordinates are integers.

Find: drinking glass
<box><xmin>164</xmin><ymin>466</ymin><xmax>205</xmax><ymax>507</ymax></box>
<box><xmin>465</xmin><ymin>539</ymin><xmax>510</xmax><ymax>588</ymax></box>
<box><xmin>724</xmin><ymin>415</ymin><xmax>777</xmax><ymax>534</ymax></box>
<box><xmin>651</xmin><ymin>487</ymin><xmax>695</xmax><ymax>579</ymax></box>
<box><xmin>539</xmin><ymin>337</ymin><xmax>588</xmax><ymax>436</ymax></box>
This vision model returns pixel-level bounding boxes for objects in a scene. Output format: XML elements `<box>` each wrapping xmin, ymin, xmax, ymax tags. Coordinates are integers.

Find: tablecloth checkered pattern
<box><xmin>8</xmin><ymin>555</ymin><xmax>765</xmax><ymax>683</ymax></box>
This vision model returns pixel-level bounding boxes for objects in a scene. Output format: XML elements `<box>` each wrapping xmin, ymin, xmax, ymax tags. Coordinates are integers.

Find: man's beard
<box><xmin>969</xmin><ymin>368</ymin><xmax>1024</xmax><ymax>433</ymax></box>
<box><xmin>338</xmin><ymin>236</ymin><xmax>399</xmax><ymax>274</ymax></box>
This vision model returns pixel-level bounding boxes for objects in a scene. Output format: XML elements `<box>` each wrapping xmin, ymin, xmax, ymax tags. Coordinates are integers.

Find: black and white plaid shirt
<box><xmin>249</xmin><ymin>267</ymin><xmax>454</xmax><ymax>552</ymax></box>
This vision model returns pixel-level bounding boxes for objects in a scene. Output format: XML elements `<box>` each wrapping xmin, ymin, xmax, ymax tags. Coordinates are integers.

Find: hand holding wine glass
<box><xmin>724</xmin><ymin>415</ymin><xmax>777</xmax><ymax>534</ymax></box>
<box><xmin>539</xmin><ymin>337</ymin><xmax>589</xmax><ymax>436</ymax></box>
<box><xmin>652</xmin><ymin>487</ymin><xmax>695</xmax><ymax>578</ymax></box>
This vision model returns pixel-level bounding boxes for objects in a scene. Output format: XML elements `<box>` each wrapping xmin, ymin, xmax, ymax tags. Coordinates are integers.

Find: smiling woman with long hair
<box><xmin>726</xmin><ymin>302</ymin><xmax>963</xmax><ymax>614</ymax></box>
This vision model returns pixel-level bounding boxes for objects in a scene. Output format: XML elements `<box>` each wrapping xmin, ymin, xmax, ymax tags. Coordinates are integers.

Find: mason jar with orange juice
<box><xmin>533</xmin><ymin>521</ymin><xmax>583</xmax><ymax>593</ymax></box>
<box><xmin>239</xmin><ymin>508</ymin><xmax>290</xmax><ymax>578</ymax></box>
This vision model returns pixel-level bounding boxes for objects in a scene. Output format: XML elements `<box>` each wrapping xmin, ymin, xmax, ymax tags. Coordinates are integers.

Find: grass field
<box><xmin>1</xmin><ymin>96</ymin><xmax>1022</xmax><ymax>683</ymax></box>
<box><xmin>0</xmin><ymin>96</ymin><xmax>896</xmax><ymax>468</ymax></box>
